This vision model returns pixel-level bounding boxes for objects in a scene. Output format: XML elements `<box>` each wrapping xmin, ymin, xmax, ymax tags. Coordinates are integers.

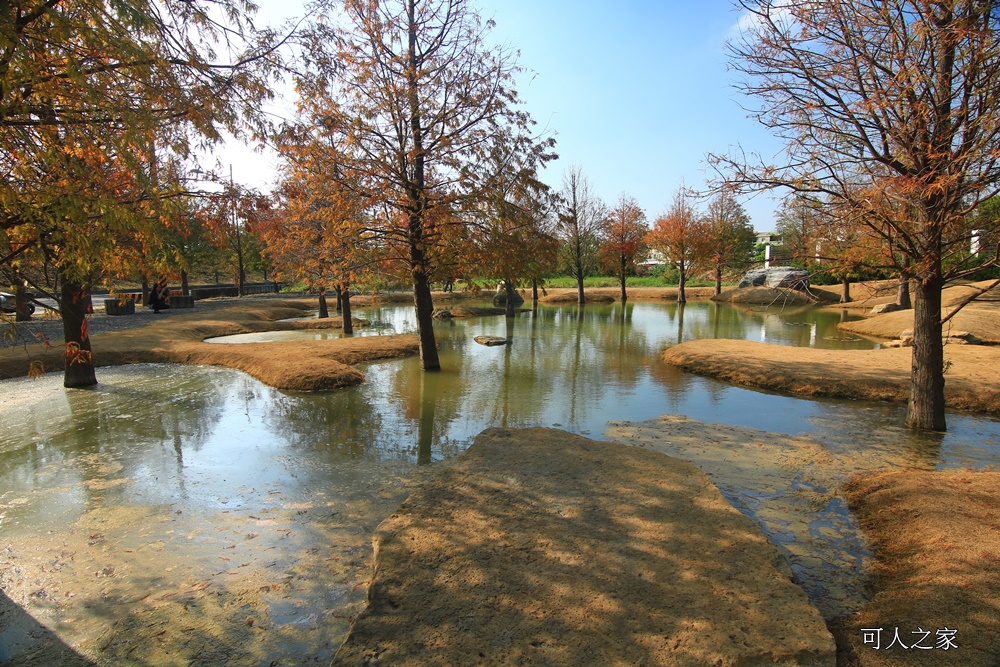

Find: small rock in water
<box><xmin>473</xmin><ymin>336</ymin><xmax>509</xmax><ymax>346</ymax></box>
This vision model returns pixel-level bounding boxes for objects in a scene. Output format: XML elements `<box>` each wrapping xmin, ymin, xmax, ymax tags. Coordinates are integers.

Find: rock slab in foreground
<box><xmin>333</xmin><ymin>427</ymin><xmax>835</xmax><ymax>666</ymax></box>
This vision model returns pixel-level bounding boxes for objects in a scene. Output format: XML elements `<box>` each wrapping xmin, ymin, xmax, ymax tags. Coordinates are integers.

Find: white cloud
<box><xmin>726</xmin><ymin>2</ymin><xmax>796</xmax><ymax>41</ymax></box>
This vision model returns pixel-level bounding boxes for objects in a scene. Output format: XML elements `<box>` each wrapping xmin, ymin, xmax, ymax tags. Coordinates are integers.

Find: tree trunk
<box><xmin>619</xmin><ymin>256</ymin><xmax>627</xmax><ymax>305</ymax></box>
<box><xmin>341</xmin><ymin>284</ymin><xmax>353</xmax><ymax>335</ymax></box>
<box><xmin>141</xmin><ymin>278</ymin><xmax>150</xmax><ymax>307</ymax></box>
<box><xmin>404</xmin><ymin>0</ymin><xmax>440</xmax><ymax>371</ymax></box>
<box><xmin>14</xmin><ymin>281</ymin><xmax>32</xmax><ymax>321</ymax></box>
<box><xmin>676</xmin><ymin>302</ymin><xmax>686</xmax><ymax>344</ymax></box>
<box><xmin>531</xmin><ymin>279</ymin><xmax>539</xmax><ymax>310</ymax></box>
<box><xmin>896</xmin><ymin>266</ymin><xmax>912</xmax><ymax>309</ymax></box>
<box><xmin>677</xmin><ymin>263</ymin><xmax>687</xmax><ymax>304</ymax></box>
<box><xmin>504</xmin><ymin>280</ymin><xmax>517</xmax><ymax>317</ymax></box>
<box><xmin>238</xmin><ymin>260</ymin><xmax>246</xmax><ymax>296</ymax></box>
<box><xmin>318</xmin><ymin>290</ymin><xmax>329</xmax><ymax>319</ymax></box>
<box><xmin>412</xmin><ymin>267</ymin><xmax>440</xmax><ymax>370</ymax></box>
<box><xmin>61</xmin><ymin>277</ymin><xmax>97</xmax><ymax>388</ymax></box>
<box><xmin>181</xmin><ymin>269</ymin><xmax>190</xmax><ymax>297</ymax></box>
<box><xmin>841</xmin><ymin>276</ymin><xmax>852</xmax><ymax>303</ymax></box>
<box><xmin>334</xmin><ymin>285</ymin><xmax>343</xmax><ymax>313</ymax></box>
<box><xmin>575</xmin><ymin>264</ymin><xmax>585</xmax><ymax>305</ymax></box>
<box><xmin>907</xmin><ymin>276</ymin><xmax>946</xmax><ymax>431</ymax></box>
<box><xmin>714</xmin><ymin>266</ymin><xmax>723</xmax><ymax>296</ymax></box>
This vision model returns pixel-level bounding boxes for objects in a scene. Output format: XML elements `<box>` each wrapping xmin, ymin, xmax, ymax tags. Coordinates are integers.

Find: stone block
<box><xmin>870</xmin><ymin>302</ymin><xmax>905</xmax><ymax>315</ymax></box>
<box><xmin>167</xmin><ymin>295</ymin><xmax>195</xmax><ymax>308</ymax></box>
<box><xmin>103</xmin><ymin>298</ymin><xmax>135</xmax><ymax>316</ymax></box>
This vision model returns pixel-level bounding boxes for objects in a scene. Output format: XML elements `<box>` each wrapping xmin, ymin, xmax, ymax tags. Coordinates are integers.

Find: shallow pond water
<box><xmin>2</xmin><ymin>300</ymin><xmax>999</xmax><ymax>663</ymax></box>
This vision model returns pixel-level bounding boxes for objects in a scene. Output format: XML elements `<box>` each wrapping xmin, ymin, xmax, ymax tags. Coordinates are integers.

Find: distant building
<box><xmin>641</xmin><ymin>249</ymin><xmax>668</xmax><ymax>267</ymax></box>
<box><xmin>756</xmin><ymin>231</ymin><xmax>783</xmax><ymax>246</ymax></box>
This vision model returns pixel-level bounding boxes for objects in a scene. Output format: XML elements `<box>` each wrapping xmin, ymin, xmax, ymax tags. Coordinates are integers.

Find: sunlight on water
<box><xmin>1</xmin><ymin>300</ymin><xmax>998</xmax><ymax>656</ymax></box>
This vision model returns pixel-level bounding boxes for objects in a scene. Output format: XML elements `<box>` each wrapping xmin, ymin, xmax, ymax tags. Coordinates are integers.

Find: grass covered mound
<box><xmin>842</xmin><ymin>470</ymin><xmax>1000</xmax><ymax>666</ymax></box>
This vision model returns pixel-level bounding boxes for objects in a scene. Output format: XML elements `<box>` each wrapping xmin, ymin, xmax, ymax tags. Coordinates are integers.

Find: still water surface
<box><xmin>2</xmin><ymin>300</ymin><xmax>999</xmax><ymax>658</ymax></box>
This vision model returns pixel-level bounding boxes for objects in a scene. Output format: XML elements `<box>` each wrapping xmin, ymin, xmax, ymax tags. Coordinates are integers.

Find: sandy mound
<box><xmin>841</xmin><ymin>470</ymin><xmax>1000</xmax><ymax>666</ymax></box>
<box><xmin>838</xmin><ymin>280</ymin><xmax>1000</xmax><ymax>343</ymax></box>
<box><xmin>661</xmin><ymin>339</ymin><xmax>1000</xmax><ymax>415</ymax></box>
<box><xmin>0</xmin><ymin>300</ymin><xmax>418</xmax><ymax>391</ymax></box>
<box><xmin>810</xmin><ymin>279</ymin><xmax>901</xmax><ymax>310</ymax></box>
<box><xmin>434</xmin><ymin>306</ymin><xmax>508</xmax><ymax>318</ymax></box>
<box><xmin>333</xmin><ymin>427</ymin><xmax>835</xmax><ymax>666</ymax></box>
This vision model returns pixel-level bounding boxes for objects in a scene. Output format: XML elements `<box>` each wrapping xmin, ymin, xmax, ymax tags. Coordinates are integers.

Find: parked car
<box><xmin>0</xmin><ymin>291</ymin><xmax>36</xmax><ymax>315</ymax></box>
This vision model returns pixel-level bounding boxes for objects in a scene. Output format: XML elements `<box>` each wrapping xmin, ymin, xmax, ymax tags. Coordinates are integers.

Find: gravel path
<box><xmin>1</xmin><ymin>294</ymin><xmax>301</xmax><ymax>349</ymax></box>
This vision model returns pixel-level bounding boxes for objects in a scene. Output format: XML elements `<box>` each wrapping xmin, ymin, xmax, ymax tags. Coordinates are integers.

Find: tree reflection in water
<box><xmin>1</xmin><ymin>303</ymin><xmax>997</xmax><ymax>664</ymax></box>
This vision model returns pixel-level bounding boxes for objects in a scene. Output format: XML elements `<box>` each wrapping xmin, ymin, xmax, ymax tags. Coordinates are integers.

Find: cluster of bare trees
<box><xmin>551</xmin><ymin>169</ymin><xmax>758</xmax><ymax>306</ymax></box>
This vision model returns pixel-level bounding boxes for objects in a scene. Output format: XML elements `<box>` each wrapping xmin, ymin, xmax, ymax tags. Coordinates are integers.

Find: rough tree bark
<box><xmin>14</xmin><ymin>281</ymin><xmax>32</xmax><ymax>322</ymax></box>
<box><xmin>504</xmin><ymin>279</ymin><xmax>518</xmax><ymax>317</ymax></box>
<box><xmin>618</xmin><ymin>254</ymin><xmax>628</xmax><ymax>305</ymax></box>
<box><xmin>897</xmin><ymin>262</ymin><xmax>912</xmax><ymax>309</ymax></box>
<box><xmin>908</xmin><ymin>275</ymin><xmax>945</xmax><ymax>431</ymax></box>
<box><xmin>61</xmin><ymin>277</ymin><xmax>97</xmax><ymax>388</ymax></box>
<box><xmin>677</xmin><ymin>263</ymin><xmax>687</xmax><ymax>304</ymax></box>
<box><xmin>574</xmin><ymin>245</ymin><xmax>585</xmax><ymax>306</ymax></box>
<box><xmin>341</xmin><ymin>283</ymin><xmax>353</xmax><ymax>335</ymax></box>
<box><xmin>318</xmin><ymin>290</ymin><xmax>329</xmax><ymax>319</ymax></box>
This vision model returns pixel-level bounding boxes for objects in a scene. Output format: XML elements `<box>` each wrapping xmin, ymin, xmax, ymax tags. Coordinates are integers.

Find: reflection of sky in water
<box><xmin>0</xmin><ymin>365</ymin><xmax>414</xmax><ymax>534</ymax></box>
<box><xmin>347</xmin><ymin>303</ymin><xmax>998</xmax><ymax>469</ymax></box>
<box><xmin>2</xmin><ymin>301</ymin><xmax>999</xmax><ymax>631</ymax></box>
<box><xmin>2</xmin><ymin>302</ymin><xmax>995</xmax><ymax>486</ymax></box>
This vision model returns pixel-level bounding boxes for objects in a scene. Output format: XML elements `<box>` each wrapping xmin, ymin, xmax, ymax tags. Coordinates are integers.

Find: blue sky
<box><xmin>223</xmin><ymin>0</ymin><xmax>784</xmax><ymax>230</ymax></box>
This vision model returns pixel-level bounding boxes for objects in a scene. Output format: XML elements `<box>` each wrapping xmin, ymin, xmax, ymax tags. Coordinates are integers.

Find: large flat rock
<box><xmin>333</xmin><ymin>428</ymin><xmax>835</xmax><ymax>666</ymax></box>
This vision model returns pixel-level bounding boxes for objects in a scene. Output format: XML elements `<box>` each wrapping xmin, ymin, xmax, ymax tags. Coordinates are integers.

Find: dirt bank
<box><xmin>662</xmin><ymin>339</ymin><xmax>1000</xmax><ymax>415</ymax></box>
<box><xmin>841</xmin><ymin>470</ymin><xmax>1000</xmax><ymax>666</ymax></box>
<box><xmin>837</xmin><ymin>280</ymin><xmax>1000</xmax><ymax>343</ymax></box>
<box><xmin>0</xmin><ymin>300</ymin><xmax>418</xmax><ymax>391</ymax></box>
<box><xmin>713</xmin><ymin>285</ymin><xmax>840</xmax><ymax>306</ymax></box>
<box><xmin>658</xmin><ymin>280</ymin><xmax>1000</xmax><ymax>416</ymax></box>
<box><xmin>333</xmin><ymin>427</ymin><xmax>835</xmax><ymax>666</ymax></box>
